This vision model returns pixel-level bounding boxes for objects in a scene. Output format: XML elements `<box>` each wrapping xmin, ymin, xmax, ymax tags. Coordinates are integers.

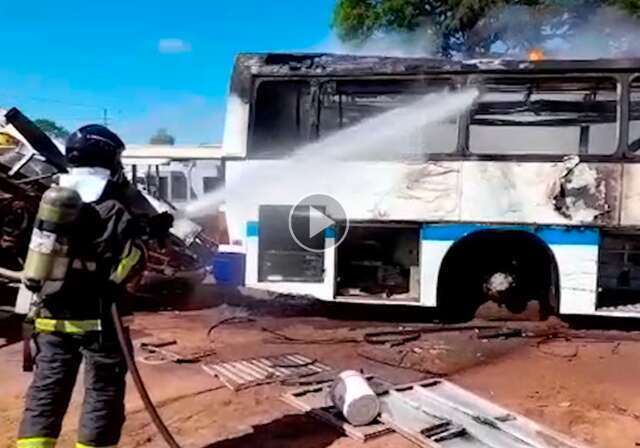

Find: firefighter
<box><xmin>16</xmin><ymin>124</ymin><xmax>172</xmax><ymax>448</ymax></box>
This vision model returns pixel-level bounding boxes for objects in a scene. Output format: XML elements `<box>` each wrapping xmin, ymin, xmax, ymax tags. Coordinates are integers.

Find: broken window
<box><xmin>249</xmin><ymin>80</ymin><xmax>312</xmax><ymax>158</ymax></box>
<box><xmin>470</xmin><ymin>77</ymin><xmax>618</xmax><ymax>155</ymax></box>
<box><xmin>319</xmin><ymin>79</ymin><xmax>458</xmax><ymax>159</ymax></box>
<box><xmin>628</xmin><ymin>77</ymin><xmax>640</xmax><ymax>152</ymax></box>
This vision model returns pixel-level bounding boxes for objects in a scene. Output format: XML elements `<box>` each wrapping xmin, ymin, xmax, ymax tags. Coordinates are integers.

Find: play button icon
<box><xmin>308</xmin><ymin>206</ymin><xmax>334</xmax><ymax>238</ymax></box>
<box><xmin>289</xmin><ymin>194</ymin><xmax>349</xmax><ymax>252</ymax></box>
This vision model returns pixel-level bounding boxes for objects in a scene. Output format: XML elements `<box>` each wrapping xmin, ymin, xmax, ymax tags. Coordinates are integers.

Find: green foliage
<box><xmin>149</xmin><ymin>128</ymin><xmax>175</xmax><ymax>145</ymax></box>
<box><xmin>333</xmin><ymin>0</ymin><xmax>380</xmax><ymax>41</ymax></box>
<box><xmin>34</xmin><ymin>118</ymin><xmax>70</xmax><ymax>140</ymax></box>
<box><xmin>332</xmin><ymin>0</ymin><xmax>640</xmax><ymax>56</ymax></box>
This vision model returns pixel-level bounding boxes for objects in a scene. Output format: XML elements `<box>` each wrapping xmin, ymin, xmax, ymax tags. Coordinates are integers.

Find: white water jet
<box><xmin>182</xmin><ymin>88</ymin><xmax>479</xmax><ymax>219</ymax></box>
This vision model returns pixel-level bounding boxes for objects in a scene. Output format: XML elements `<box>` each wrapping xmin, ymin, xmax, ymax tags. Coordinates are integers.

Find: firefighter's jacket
<box><xmin>34</xmin><ymin>184</ymin><xmax>143</xmax><ymax>335</ymax></box>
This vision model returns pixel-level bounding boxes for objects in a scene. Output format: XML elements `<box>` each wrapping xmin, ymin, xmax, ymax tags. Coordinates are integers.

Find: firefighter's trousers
<box><xmin>17</xmin><ymin>331</ymin><xmax>128</xmax><ymax>448</ymax></box>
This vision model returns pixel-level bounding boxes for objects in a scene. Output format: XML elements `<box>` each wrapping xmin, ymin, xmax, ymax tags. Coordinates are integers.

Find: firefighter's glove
<box><xmin>148</xmin><ymin>212</ymin><xmax>174</xmax><ymax>239</ymax></box>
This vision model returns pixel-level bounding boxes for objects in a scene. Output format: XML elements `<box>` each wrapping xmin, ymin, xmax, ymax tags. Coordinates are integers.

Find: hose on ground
<box><xmin>110</xmin><ymin>303</ymin><xmax>182</xmax><ymax>448</ymax></box>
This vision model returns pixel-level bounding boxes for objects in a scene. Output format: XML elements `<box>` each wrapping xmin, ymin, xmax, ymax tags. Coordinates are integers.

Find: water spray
<box><xmin>182</xmin><ymin>88</ymin><xmax>479</xmax><ymax>219</ymax></box>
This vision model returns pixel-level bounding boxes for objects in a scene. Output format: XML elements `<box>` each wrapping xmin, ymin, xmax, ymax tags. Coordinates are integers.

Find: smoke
<box><xmin>183</xmin><ymin>88</ymin><xmax>478</xmax><ymax>218</ymax></box>
<box><xmin>316</xmin><ymin>4</ymin><xmax>640</xmax><ymax>60</ymax></box>
<box><xmin>471</xmin><ymin>4</ymin><xmax>640</xmax><ymax>59</ymax></box>
<box><xmin>311</xmin><ymin>26</ymin><xmax>437</xmax><ymax>58</ymax></box>
<box><xmin>555</xmin><ymin>7</ymin><xmax>640</xmax><ymax>59</ymax></box>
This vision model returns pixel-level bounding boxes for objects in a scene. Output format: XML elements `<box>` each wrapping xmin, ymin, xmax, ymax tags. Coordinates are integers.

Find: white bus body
<box><xmin>219</xmin><ymin>53</ymin><xmax>640</xmax><ymax>319</ymax></box>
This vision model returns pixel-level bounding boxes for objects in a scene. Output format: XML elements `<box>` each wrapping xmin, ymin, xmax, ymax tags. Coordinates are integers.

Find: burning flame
<box><xmin>528</xmin><ymin>48</ymin><xmax>545</xmax><ymax>61</ymax></box>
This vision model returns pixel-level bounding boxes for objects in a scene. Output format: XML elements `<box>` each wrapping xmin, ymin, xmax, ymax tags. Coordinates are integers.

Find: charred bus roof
<box><xmin>230</xmin><ymin>52</ymin><xmax>640</xmax><ymax>100</ymax></box>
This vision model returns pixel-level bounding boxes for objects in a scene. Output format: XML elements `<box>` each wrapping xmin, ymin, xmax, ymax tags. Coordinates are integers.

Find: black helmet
<box><xmin>65</xmin><ymin>124</ymin><xmax>125</xmax><ymax>174</ymax></box>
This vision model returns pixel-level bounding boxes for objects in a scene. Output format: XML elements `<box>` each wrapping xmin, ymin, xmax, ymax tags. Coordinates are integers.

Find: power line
<box><xmin>0</xmin><ymin>92</ymin><xmax>102</xmax><ymax>110</ymax></box>
<box><xmin>0</xmin><ymin>90</ymin><xmax>132</xmax><ymax>118</ymax></box>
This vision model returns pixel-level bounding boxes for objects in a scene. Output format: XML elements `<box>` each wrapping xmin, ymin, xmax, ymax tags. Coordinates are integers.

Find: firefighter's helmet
<box><xmin>65</xmin><ymin>124</ymin><xmax>125</xmax><ymax>174</ymax></box>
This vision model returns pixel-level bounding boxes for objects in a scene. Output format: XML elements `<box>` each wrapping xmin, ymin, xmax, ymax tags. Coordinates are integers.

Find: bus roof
<box><xmin>229</xmin><ymin>52</ymin><xmax>640</xmax><ymax>103</ymax></box>
<box><xmin>123</xmin><ymin>144</ymin><xmax>224</xmax><ymax>161</ymax></box>
<box><xmin>234</xmin><ymin>52</ymin><xmax>640</xmax><ymax>76</ymax></box>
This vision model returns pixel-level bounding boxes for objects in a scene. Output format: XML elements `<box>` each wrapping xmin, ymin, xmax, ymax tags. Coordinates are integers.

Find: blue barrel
<box><xmin>212</xmin><ymin>252</ymin><xmax>246</xmax><ymax>286</ymax></box>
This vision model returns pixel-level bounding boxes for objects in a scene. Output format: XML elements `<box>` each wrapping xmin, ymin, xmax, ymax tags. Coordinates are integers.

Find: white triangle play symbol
<box><xmin>308</xmin><ymin>206</ymin><xmax>334</xmax><ymax>238</ymax></box>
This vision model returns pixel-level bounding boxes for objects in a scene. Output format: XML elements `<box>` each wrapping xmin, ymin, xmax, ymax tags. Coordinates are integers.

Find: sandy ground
<box><xmin>1</xmin><ymin>287</ymin><xmax>639</xmax><ymax>448</ymax></box>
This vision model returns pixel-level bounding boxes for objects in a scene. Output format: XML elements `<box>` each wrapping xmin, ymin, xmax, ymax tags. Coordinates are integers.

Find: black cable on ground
<box><xmin>111</xmin><ymin>303</ymin><xmax>182</xmax><ymax>448</ymax></box>
<box><xmin>356</xmin><ymin>348</ymin><xmax>446</xmax><ymax>377</ymax></box>
<box><xmin>260</xmin><ymin>326</ymin><xmax>361</xmax><ymax>345</ymax></box>
<box><xmin>206</xmin><ymin>316</ymin><xmax>256</xmax><ymax>341</ymax></box>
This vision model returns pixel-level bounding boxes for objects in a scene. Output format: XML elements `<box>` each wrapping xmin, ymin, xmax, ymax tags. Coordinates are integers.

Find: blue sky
<box><xmin>1</xmin><ymin>0</ymin><xmax>335</xmax><ymax>144</ymax></box>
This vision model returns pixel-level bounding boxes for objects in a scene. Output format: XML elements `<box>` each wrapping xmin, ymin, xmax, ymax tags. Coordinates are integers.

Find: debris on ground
<box><xmin>138</xmin><ymin>340</ymin><xmax>217</xmax><ymax>364</ymax></box>
<box><xmin>282</xmin><ymin>374</ymin><xmax>393</xmax><ymax>442</ymax></box>
<box><xmin>476</xmin><ymin>328</ymin><xmax>526</xmax><ymax>340</ymax></box>
<box><xmin>202</xmin><ymin>353</ymin><xmax>333</xmax><ymax>391</ymax></box>
<box><xmin>283</xmin><ymin>375</ymin><xmax>587</xmax><ymax>448</ymax></box>
<box><xmin>3</xmin><ymin>286</ymin><xmax>640</xmax><ymax>447</ymax></box>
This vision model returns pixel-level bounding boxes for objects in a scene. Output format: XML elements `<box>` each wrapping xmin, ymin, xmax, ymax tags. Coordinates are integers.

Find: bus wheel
<box><xmin>437</xmin><ymin>230</ymin><xmax>559</xmax><ymax>321</ymax></box>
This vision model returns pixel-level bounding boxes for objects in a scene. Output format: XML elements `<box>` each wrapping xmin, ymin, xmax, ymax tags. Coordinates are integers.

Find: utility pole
<box><xmin>102</xmin><ymin>108</ymin><xmax>109</xmax><ymax>127</ymax></box>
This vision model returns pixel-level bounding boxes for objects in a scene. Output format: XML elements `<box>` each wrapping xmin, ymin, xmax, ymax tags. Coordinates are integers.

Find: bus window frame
<box><xmin>465</xmin><ymin>73</ymin><xmax>624</xmax><ymax>158</ymax></box>
<box><xmin>247</xmin><ymin>73</ymin><xmax>630</xmax><ymax>163</ymax></box>
<box><xmin>622</xmin><ymin>73</ymin><xmax>640</xmax><ymax>158</ymax></box>
<box><xmin>316</xmin><ymin>76</ymin><xmax>462</xmax><ymax>157</ymax></box>
<box><xmin>248</xmin><ymin>77</ymin><xmax>316</xmax><ymax>159</ymax></box>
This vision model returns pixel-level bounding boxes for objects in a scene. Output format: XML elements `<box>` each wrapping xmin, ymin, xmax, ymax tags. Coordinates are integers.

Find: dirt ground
<box><xmin>1</xmin><ymin>286</ymin><xmax>640</xmax><ymax>448</ymax></box>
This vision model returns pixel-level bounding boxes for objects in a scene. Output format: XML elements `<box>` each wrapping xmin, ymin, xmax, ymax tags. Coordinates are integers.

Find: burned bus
<box><xmin>219</xmin><ymin>52</ymin><xmax>640</xmax><ymax>319</ymax></box>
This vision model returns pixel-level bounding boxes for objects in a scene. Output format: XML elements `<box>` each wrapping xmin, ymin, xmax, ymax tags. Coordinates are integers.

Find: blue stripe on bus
<box><xmin>246</xmin><ymin>221</ymin><xmax>259</xmax><ymax>237</ymax></box>
<box><xmin>246</xmin><ymin>222</ymin><xmax>338</xmax><ymax>239</ymax></box>
<box><xmin>536</xmin><ymin>228</ymin><xmax>599</xmax><ymax>245</ymax></box>
<box><xmin>420</xmin><ymin>224</ymin><xmax>599</xmax><ymax>245</ymax></box>
<box><xmin>325</xmin><ymin>226</ymin><xmax>337</xmax><ymax>239</ymax></box>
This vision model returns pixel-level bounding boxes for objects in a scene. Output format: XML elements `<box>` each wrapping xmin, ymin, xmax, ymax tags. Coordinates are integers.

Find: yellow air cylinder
<box><xmin>22</xmin><ymin>186</ymin><xmax>82</xmax><ymax>293</ymax></box>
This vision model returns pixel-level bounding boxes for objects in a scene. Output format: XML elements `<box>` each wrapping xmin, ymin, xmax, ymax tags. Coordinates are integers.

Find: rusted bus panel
<box><xmin>552</xmin><ymin>161</ymin><xmax>622</xmax><ymax>224</ymax></box>
<box><xmin>459</xmin><ymin>161</ymin><xmax>622</xmax><ymax>226</ymax></box>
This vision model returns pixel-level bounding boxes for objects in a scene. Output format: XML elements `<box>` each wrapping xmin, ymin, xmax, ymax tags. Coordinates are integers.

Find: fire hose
<box><xmin>110</xmin><ymin>303</ymin><xmax>182</xmax><ymax>448</ymax></box>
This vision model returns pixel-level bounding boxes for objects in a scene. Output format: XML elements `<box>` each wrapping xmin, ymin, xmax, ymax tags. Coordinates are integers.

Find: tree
<box><xmin>34</xmin><ymin>118</ymin><xmax>70</xmax><ymax>141</ymax></box>
<box><xmin>149</xmin><ymin>128</ymin><xmax>175</xmax><ymax>145</ymax></box>
<box><xmin>333</xmin><ymin>0</ymin><xmax>640</xmax><ymax>57</ymax></box>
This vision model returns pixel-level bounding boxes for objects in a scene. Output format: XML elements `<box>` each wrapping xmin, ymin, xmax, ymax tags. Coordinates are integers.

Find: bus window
<box><xmin>203</xmin><ymin>176</ymin><xmax>222</xmax><ymax>193</ymax></box>
<box><xmin>249</xmin><ymin>80</ymin><xmax>311</xmax><ymax>158</ymax></box>
<box><xmin>158</xmin><ymin>176</ymin><xmax>169</xmax><ymax>200</ymax></box>
<box><xmin>470</xmin><ymin>77</ymin><xmax>618</xmax><ymax>155</ymax></box>
<box><xmin>170</xmin><ymin>172</ymin><xmax>187</xmax><ymax>201</ymax></box>
<box><xmin>628</xmin><ymin>77</ymin><xmax>640</xmax><ymax>152</ymax></box>
<box><xmin>319</xmin><ymin>79</ymin><xmax>458</xmax><ymax>158</ymax></box>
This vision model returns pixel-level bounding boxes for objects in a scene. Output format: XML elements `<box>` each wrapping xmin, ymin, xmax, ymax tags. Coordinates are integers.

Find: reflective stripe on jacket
<box><xmin>109</xmin><ymin>241</ymin><xmax>143</xmax><ymax>285</ymax></box>
<box><xmin>34</xmin><ymin>318</ymin><xmax>101</xmax><ymax>334</ymax></box>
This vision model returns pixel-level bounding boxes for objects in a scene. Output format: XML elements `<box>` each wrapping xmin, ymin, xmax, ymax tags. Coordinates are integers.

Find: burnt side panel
<box><xmin>258</xmin><ymin>205</ymin><xmax>324</xmax><ymax>283</ymax></box>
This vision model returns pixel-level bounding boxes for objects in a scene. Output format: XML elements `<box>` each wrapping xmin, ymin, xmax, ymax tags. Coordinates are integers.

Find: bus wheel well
<box><xmin>436</xmin><ymin>230</ymin><xmax>559</xmax><ymax>321</ymax></box>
